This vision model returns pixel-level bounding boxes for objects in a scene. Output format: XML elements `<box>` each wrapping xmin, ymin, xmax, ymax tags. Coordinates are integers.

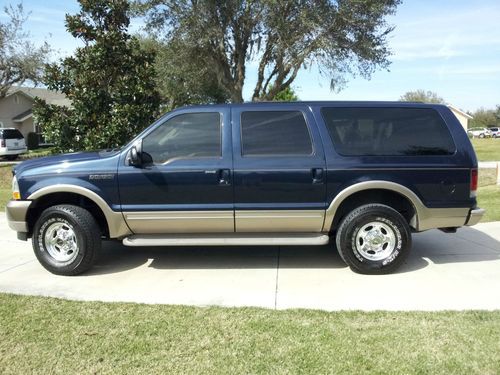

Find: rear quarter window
<box><xmin>321</xmin><ymin>107</ymin><xmax>456</xmax><ymax>156</ymax></box>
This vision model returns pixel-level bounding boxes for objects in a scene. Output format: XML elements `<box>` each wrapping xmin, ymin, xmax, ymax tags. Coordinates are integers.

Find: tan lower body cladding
<box><xmin>123</xmin><ymin>210</ymin><xmax>326</xmax><ymax>233</ymax></box>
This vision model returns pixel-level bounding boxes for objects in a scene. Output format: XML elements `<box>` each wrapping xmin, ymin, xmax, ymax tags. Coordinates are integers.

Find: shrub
<box><xmin>26</xmin><ymin>132</ymin><xmax>39</xmax><ymax>150</ymax></box>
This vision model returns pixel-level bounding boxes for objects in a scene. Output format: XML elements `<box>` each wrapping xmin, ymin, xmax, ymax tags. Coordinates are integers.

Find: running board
<box><xmin>122</xmin><ymin>233</ymin><xmax>330</xmax><ymax>247</ymax></box>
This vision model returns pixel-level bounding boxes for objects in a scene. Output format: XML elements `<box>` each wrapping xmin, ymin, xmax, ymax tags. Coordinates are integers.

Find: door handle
<box><xmin>217</xmin><ymin>169</ymin><xmax>231</xmax><ymax>185</ymax></box>
<box><xmin>312</xmin><ymin>168</ymin><xmax>324</xmax><ymax>184</ymax></box>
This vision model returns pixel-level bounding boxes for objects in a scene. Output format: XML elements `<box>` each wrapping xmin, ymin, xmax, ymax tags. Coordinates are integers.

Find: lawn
<box><xmin>0</xmin><ymin>165</ymin><xmax>12</xmax><ymax>210</ymax></box>
<box><xmin>0</xmin><ymin>293</ymin><xmax>499</xmax><ymax>374</ymax></box>
<box><xmin>471</xmin><ymin>138</ymin><xmax>500</xmax><ymax>161</ymax></box>
<box><xmin>476</xmin><ymin>184</ymin><xmax>500</xmax><ymax>223</ymax></box>
<box><xmin>19</xmin><ymin>146</ymin><xmax>55</xmax><ymax>160</ymax></box>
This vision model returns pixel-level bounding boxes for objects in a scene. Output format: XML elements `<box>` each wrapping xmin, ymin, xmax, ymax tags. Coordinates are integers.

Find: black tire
<box><xmin>32</xmin><ymin>204</ymin><xmax>101</xmax><ymax>276</ymax></box>
<box><xmin>5</xmin><ymin>155</ymin><xmax>18</xmax><ymax>160</ymax></box>
<box><xmin>479</xmin><ymin>133</ymin><xmax>485</xmax><ymax>138</ymax></box>
<box><xmin>335</xmin><ymin>204</ymin><xmax>411</xmax><ymax>274</ymax></box>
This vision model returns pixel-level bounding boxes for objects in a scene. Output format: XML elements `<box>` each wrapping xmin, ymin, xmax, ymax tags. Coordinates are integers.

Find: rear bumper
<box><xmin>6</xmin><ymin>200</ymin><xmax>31</xmax><ymax>233</ymax></box>
<box><xmin>465</xmin><ymin>208</ymin><xmax>485</xmax><ymax>227</ymax></box>
<box><xmin>0</xmin><ymin>147</ymin><xmax>27</xmax><ymax>156</ymax></box>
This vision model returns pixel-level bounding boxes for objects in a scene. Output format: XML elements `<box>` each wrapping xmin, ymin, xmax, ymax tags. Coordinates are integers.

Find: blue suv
<box><xmin>6</xmin><ymin>102</ymin><xmax>484</xmax><ymax>275</ymax></box>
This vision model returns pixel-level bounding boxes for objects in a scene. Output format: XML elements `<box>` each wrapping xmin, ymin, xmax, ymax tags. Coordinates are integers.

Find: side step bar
<box><xmin>122</xmin><ymin>233</ymin><xmax>330</xmax><ymax>247</ymax></box>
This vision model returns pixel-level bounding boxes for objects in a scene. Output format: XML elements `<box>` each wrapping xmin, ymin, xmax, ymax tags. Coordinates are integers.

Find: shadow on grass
<box><xmin>86</xmin><ymin>226</ymin><xmax>500</xmax><ymax>276</ymax></box>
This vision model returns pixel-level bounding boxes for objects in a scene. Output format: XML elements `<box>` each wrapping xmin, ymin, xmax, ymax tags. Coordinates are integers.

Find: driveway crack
<box><xmin>0</xmin><ymin>260</ymin><xmax>35</xmax><ymax>274</ymax></box>
<box><xmin>274</xmin><ymin>246</ymin><xmax>280</xmax><ymax>309</ymax></box>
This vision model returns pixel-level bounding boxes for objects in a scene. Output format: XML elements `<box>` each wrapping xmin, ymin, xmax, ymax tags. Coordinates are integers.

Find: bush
<box><xmin>26</xmin><ymin>132</ymin><xmax>39</xmax><ymax>150</ymax></box>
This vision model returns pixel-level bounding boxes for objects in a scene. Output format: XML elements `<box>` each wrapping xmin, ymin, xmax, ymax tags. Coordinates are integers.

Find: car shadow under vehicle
<box><xmin>85</xmin><ymin>227</ymin><xmax>500</xmax><ymax>277</ymax></box>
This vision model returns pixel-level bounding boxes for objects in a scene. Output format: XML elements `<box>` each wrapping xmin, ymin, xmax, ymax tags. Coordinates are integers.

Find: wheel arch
<box><xmin>27</xmin><ymin>185</ymin><xmax>130</xmax><ymax>239</ymax></box>
<box><xmin>323</xmin><ymin>181</ymin><xmax>425</xmax><ymax>232</ymax></box>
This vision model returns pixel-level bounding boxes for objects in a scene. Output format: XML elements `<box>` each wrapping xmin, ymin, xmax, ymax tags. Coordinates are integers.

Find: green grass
<box><xmin>0</xmin><ymin>293</ymin><xmax>499</xmax><ymax>374</ymax></box>
<box><xmin>471</xmin><ymin>138</ymin><xmax>500</xmax><ymax>161</ymax></box>
<box><xmin>20</xmin><ymin>146</ymin><xmax>55</xmax><ymax>160</ymax></box>
<box><xmin>477</xmin><ymin>184</ymin><xmax>500</xmax><ymax>223</ymax></box>
<box><xmin>479</xmin><ymin>168</ymin><xmax>497</xmax><ymax>187</ymax></box>
<box><xmin>0</xmin><ymin>165</ymin><xmax>12</xmax><ymax>210</ymax></box>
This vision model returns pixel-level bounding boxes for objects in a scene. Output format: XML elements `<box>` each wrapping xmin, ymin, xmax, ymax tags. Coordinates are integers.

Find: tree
<box><xmin>34</xmin><ymin>0</ymin><xmax>160</xmax><ymax>152</ymax></box>
<box><xmin>137</xmin><ymin>0</ymin><xmax>400</xmax><ymax>103</ymax></box>
<box><xmin>0</xmin><ymin>3</ymin><xmax>51</xmax><ymax>98</ymax></box>
<box><xmin>272</xmin><ymin>86</ymin><xmax>299</xmax><ymax>102</ymax></box>
<box><xmin>469</xmin><ymin>107</ymin><xmax>499</xmax><ymax>128</ymax></box>
<box><xmin>399</xmin><ymin>90</ymin><xmax>446</xmax><ymax>104</ymax></box>
<box><xmin>140</xmin><ymin>37</ymin><xmax>229</xmax><ymax>110</ymax></box>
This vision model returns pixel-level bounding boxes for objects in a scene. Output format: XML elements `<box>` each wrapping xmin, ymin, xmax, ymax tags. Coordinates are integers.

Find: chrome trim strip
<box><xmin>123</xmin><ymin>233</ymin><xmax>330</xmax><ymax>247</ymax></box>
<box><xmin>323</xmin><ymin>180</ymin><xmax>470</xmax><ymax>232</ymax></box>
<box><xmin>28</xmin><ymin>185</ymin><xmax>131</xmax><ymax>238</ymax></box>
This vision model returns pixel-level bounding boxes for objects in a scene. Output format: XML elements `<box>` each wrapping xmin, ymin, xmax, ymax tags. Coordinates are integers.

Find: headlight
<box><xmin>12</xmin><ymin>176</ymin><xmax>20</xmax><ymax>200</ymax></box>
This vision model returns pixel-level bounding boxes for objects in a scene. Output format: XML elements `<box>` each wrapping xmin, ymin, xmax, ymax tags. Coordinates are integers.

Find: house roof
<box><xmin>6</xmin><ymin>86</ymin><xmax>71</xmax><ymax>107</ymax></box>
<box><xmin>447</xmin><ymin>104</ymin><xmax>473</xmax><ymax>119</ymax></box>
<box><xmin>12</xmin><ymin>109</ymin><xmax>33</xmax><ymax>123</ymax></box>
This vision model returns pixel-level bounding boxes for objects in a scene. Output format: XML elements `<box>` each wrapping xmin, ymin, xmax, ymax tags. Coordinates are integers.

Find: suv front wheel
<box><xmin>335</xmin><ymin>204</ymin><xmax>411</xmax><ymax>274</ymax></box>
<box><xmin>32</xmin><ymin>204</ymin><xmax>101</xmax><ymax>276</ymax></box>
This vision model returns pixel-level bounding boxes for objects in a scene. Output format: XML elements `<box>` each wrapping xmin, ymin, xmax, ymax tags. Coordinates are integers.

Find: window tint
<box><xmin>321</xmin><ymin>107</ymin><xmax>456</xmax><ymax>156</ymax></box>
<box><xmin>142</xmin><ymin>112</ymin><xmax>221</xmax><ymax>164</ymax></box>
<box><xmin>1</xmin><ymin>129</ymin><xmax>23</xmax><ymax>139</ymax></box>
<box><xmin>241</xmin><ymin>111</ymin><xmax>312</xmax><ymax>156</ymax></box>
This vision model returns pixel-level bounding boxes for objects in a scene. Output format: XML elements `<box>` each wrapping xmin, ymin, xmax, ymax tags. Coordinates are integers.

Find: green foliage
<box><xmin>26</xmin><ymin>132</ymin><xmax>39</xmax><ymax>150</ymax></box>
<box><xmin>34</xmin><ymin>0</ymin><xmax>160</xmax><ymax>152</ymax></box>
<box><xmin>270</xmin><ymin>86</ymin><xmax>299</xmax><ymax>102</ymax></box>
<box><xmin>0</xmin><ymin>3</ymin><xmax>50</xmax><ymax>97</ymax></box>
<box><xmin>399</xmin><ymin>90</ymin><xmax>446</xmax><ymax>104</ymax></box>
<box><xmin>138</xmin><ymin>0</ymin><xmax>400</xmax><ymax>103</ymax></box>
<box><xmin>140</xmin><ymin>37</ymin><xmax>229</xmax><ymax>110</ymax></box>
<box><xmin>469</xmin><ymin>107</ymin><xmax>499</xmax><ymax>128</ymax></box>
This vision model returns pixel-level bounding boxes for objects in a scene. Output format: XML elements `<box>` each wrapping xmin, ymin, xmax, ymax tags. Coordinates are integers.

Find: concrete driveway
<box><xmin>1</xmin><ymin>212</ymin><xmax>499</xmax><ymax>311</ymax></box>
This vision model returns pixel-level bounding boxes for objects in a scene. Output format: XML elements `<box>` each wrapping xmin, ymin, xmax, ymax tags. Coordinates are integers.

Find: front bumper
<box><xmin>6</xmin><ymin>200</ymin><xmax>31</xmax><ymax>232</ymax></box>
<box><xmin>466</xmin><ymin>208</ymin><xmax>485</xmax><ymax>226</ymax></box>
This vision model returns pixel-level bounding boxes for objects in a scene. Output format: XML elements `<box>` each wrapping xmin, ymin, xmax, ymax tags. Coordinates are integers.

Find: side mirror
<box><xmin>129</xmin><ymin>145</ymin><xmax>142</xmax><ymax>167</ymax></box>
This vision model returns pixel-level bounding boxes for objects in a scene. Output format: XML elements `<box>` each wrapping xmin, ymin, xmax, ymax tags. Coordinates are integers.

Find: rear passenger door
<box><xmin>232</xmin><ymin>105</ymin><xmax>327</xmax><ymax>232</ymax></box>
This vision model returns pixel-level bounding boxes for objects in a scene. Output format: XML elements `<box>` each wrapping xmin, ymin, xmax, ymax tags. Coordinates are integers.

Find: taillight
<box><xmin>470</xmin><ymin>169</ymin><xmax>478</xmax><ymax>198</ymax></box>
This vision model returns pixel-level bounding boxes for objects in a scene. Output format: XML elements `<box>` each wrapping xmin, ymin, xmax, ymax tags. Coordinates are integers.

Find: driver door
<box><xmin>118</xmin><ymin>108</ymin><xmax>234</xmax><ymax>233</ymax></box>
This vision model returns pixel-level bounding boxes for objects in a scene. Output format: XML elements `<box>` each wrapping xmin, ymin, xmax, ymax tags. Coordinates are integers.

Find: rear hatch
<box><xmin>2</xmin><ymin>129</ymin><xmax>26</xmax><ymax>150</ymax></box>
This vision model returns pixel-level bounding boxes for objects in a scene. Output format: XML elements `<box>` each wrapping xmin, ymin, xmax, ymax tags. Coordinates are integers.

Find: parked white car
<box><xmin>0</xmin><ymin>128</ymin><xmax>27</xmax><ymax>160</ymax></box>
<box><xmin>467</xmin><ymin>127</ymin><xmax>491</xmax><ymax>138</ymax></box>
<box><xmin>488</xmin><ymin>127</ymin><xmax>500</xmax><ymax>138</ymax></box>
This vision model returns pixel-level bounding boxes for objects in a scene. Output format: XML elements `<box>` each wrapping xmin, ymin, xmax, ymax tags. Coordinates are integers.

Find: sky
<box><xmin>2</xmin><ymin>0</ymin><xmax>499</xmax><ymax>112</ymax></box>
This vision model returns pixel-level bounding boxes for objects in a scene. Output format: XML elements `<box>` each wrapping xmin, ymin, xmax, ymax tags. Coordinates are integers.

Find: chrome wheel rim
<box><xmin>355</xmin><ymin>221</ymin><xmax>396</xmax><ymax>261</ymax></box>
<box><xmin>44</xmin><ymin>222</ymin><xmax>79</xmax><ymax>262</ymax></box>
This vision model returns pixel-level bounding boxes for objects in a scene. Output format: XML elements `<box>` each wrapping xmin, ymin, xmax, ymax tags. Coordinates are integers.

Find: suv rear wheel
<box><xmin>335</xmin><ymin>204</ymin><xmax>411</xmax><ymax>274</ymax></box>
<box><xmin>32</xmin><ymin>204</ymin><xmax>101</xmax><ymax>276</ymax></box>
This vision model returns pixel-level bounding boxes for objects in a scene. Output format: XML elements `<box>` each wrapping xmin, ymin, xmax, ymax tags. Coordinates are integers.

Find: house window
<box><xmin>13</xmin><ymin>95</ymin><xmax>20</xmax><ymax>104</ymax></box>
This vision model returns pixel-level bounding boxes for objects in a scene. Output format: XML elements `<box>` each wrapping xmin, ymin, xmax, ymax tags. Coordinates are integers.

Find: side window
<box><xmin>321</xmin><ymin>107</ymin><xmax>456</xmax><ymax>156</ymax></box>
<box><xmin>241</xmin><ymin>111</ymin><xmax>313</xmax><ymax>156</ymax></box>
<box><xmin>142</xmin><ymin>112</ymin><xmax>221</xmax><ymax>164</ymax></box>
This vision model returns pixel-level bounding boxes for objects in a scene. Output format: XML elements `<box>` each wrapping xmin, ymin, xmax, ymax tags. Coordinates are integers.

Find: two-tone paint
<box><xmin>7</xmin><ymin>101</ymin><xmax>482</xmax><ymax>241</ymax></box>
